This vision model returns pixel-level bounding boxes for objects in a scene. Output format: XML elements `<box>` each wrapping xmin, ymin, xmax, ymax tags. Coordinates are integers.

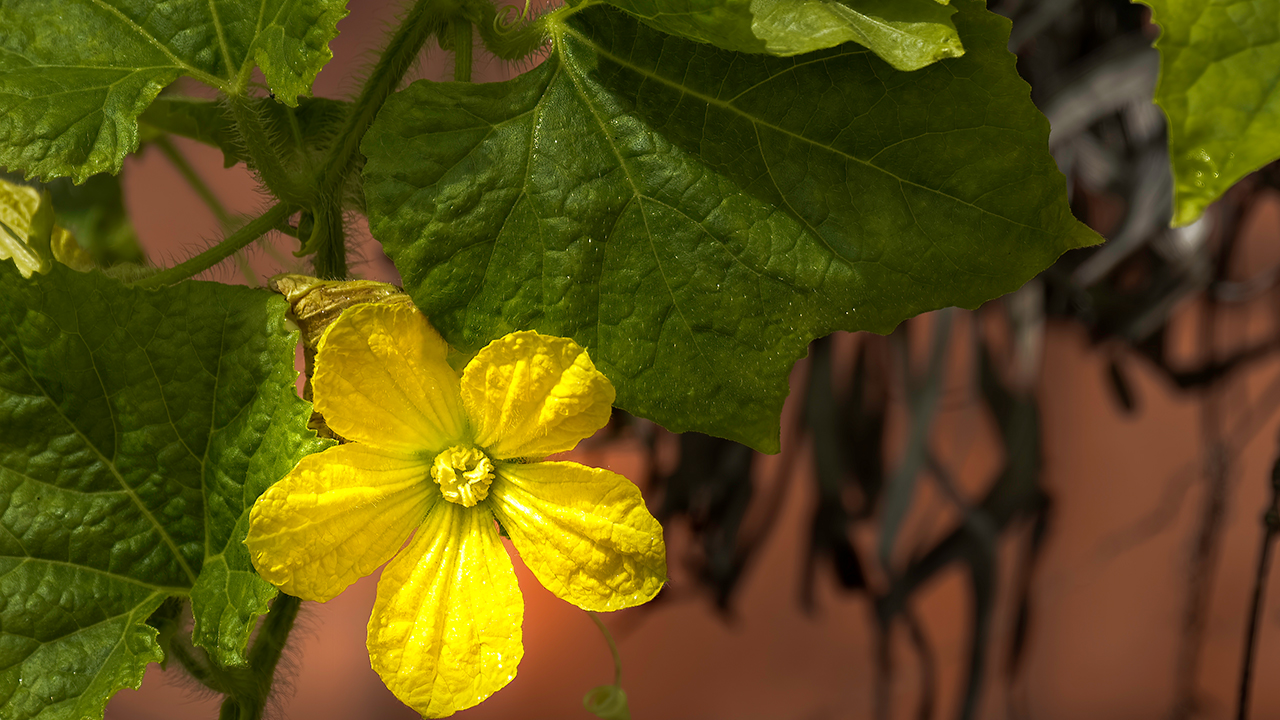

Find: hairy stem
<box><xmin>218</xmin><ymin>593</ymin><xmax>303</xmax><ymax>720</ymax></box>
<box><xmin>169</xmin><ymin>638</ymin><xmax>227</xmax><ymax>694</ymax></box>
<box><xmin>154</xmin><ymin>136</ymin><xmax>233</xmax><ymax>228</ymax></box>
<box><xmin>153</xmin><ymin>136</ymin><xmax>258</xmax><ymax>285</ymax></box>
<box><xmin>229</xmin><ymin>98</ymin><xmax>302</xmax><ymax>204</ymax></box>
<box><xmin>310</xmin><ymin>0</ymin><xmax>441</xmax><ymax>277</ymax></box>
<box><xmin>134</xmin><ymin>203</ymin><xmax>293</xmax><ymax>288</ymax></box>
<box><xmin>453</xmin><ymin>19</ymin><xmax>473</xmax><ymax>82</ymax></box>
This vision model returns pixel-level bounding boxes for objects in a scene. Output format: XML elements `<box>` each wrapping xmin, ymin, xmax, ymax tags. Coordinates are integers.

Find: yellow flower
<box><xmin>244</xmin><ymin>302</ymin><xmax>667</xmax><ymax>717</ymax></box>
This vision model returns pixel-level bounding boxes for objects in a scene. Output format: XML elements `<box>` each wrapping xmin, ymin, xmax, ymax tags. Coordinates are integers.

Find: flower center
<box><xmin>430</xmin><ymin>446</ymin><xmax>495</xmax><ymax>507</ymax></box>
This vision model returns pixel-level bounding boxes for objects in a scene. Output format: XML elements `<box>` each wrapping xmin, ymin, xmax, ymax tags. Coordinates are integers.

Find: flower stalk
<box><xmin>133</xmin><ymin>203</ymin><xmax>293</xmax><ymax>288</ymax></box>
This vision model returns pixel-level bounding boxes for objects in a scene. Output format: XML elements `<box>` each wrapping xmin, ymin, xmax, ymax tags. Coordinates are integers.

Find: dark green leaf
<box><xmin>0</xmin><ymin>263</ymin><xmax>326</xmax><ymax>720</ymax></box>
<box><xmin>0</xmin><ymin>0</ymin><xmax>348</xmax><ymax>182</ymax></box>
<box><xmin>362</xmin><ymin>0</ymin><xmax>1097</xmax><ymax>453</ymax></box>
<box><xmin>1141</xmin><ymin>0</ymin><xmax>1280</xmax><ymax>225</ymax></box>
<box><xmin>141</xmin><ymin>96</ymin><xmax>350</xmax><ymax>170</ymax></box>
<box><xmin>599</xmin><ymin>0</ymin><xmax>964</xmax><ymax>70</ymax></box>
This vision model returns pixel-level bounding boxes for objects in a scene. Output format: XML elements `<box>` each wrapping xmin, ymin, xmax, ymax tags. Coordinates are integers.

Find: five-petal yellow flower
<box><xmin>245</xmin><ymin>302</ymin><xmax>667</xmax><ymax>717</ymax></box>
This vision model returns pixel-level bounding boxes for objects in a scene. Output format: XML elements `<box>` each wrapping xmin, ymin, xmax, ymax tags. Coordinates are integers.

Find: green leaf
<box><xmin>362</xmin><ymin>1</ymin><xmax>1097</xmax><ymax>453</ymax></box>
<box><xmin>0</xmin><ymin>0</ymin><xmax>348</xmax><ymax>183</ymax></box>
<box><xmin>141</xmin><ymin>96</ymin><xmax>350</xmax><ymax>170</ymax></box>
<box><xmin>0</xmin><ymin>262</ymin><xmax>327</xmax><ymax>720</ymax></box>
<box><xmin>1141</xmin><ymin>0</ymin><xmax>1280</xmax><ymax>226</ymax></box>
<box><xmin>597</xmin><ymin>0</ymin><xmax>964</xmax><ymax>70</ymax></box>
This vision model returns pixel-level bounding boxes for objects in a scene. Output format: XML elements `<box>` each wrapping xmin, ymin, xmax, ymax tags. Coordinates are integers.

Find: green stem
<box><xmin>229</xmin><ymin>97</ymin><xmax>302</xmax><ymax>203</ymax></box>
<box><xmin>453</xmin><ymin>19</ymin><xmax>473</xmax><ymax>82</ymax></box>
<box><xmin>587</xmin><ymin>611</ymin><xmax>622</xmax><ymax>686</ymax></box>
<box><xmin>218</xmin><ymin>593</ymin><xmax>303</xmax><ymax>720</ymax></box>
<box><xmin>248</xmin><ymin>593</ymin><xmax>301</xmax><ymax>683</ymax></box>
<box><xmin>154</xmin><ymin>136</ymin><xmax>233</xmax><ymax>228</ymax></box>
<box><xmin>155</xmin><ymin>134</ymin><xmax>258</xmax><ymax>285</ymax></box>
<box><xmin>169</xmin><ymin>639</ymin><xmax>228</xmax><ymax>694</ymax></box>
<box><xmin>134</xmin><ymin>203</ymin><xmax>293</xmax><ymax>288</ymax></box>
<box><xmin>310</xmin><ymin>0</ymin><xmax>441</xmax><ymax>278</ymax></box>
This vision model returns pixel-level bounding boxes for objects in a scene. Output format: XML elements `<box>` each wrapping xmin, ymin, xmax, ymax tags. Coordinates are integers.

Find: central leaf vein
<box><xmin>0</xmin><ymin>332</ymin><xmax>199</xmax><ymax>587</ymax></box>
<box><xmin>85</xmin><ymin>0</ymin><xmax>221</xmax><ymax>88</ymax></box>
<box><xmin>554</xmin><ymin>34</ymin><xmax>714</xmax><ymax>371</ymax></box>
<box><xmin>563</xmin><ymin>25</ymin><xmax>1046</xmax><ymax>236</ymax></box>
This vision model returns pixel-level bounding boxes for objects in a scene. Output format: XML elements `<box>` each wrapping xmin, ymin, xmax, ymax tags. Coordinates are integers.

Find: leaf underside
<box><xmin>0</xmin><ymin>0</ymin><xmax>347</xmax><ymax>183</ymax></box>
<box><xmin>1141</xmin><ymin>0</ymin><xmax>1280</xmax><ymax>226</ymax></box>
<box><xmin>0</xmin><ymin>263</ymin><xmax>326</xmax><ymax>720</ymax></box>
<box><xmin>602</xmin><ymin>0</ymin><xmax>965</xmax><ymax>70</ymax></box>
<box><xmin>362</xmin><ymin>0</ymin><xmax>1098</xmax><ymax>453</ymax></box>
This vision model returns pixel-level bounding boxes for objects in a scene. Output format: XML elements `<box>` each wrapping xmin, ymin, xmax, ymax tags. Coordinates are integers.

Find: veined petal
<box><xmin>490</xmin><ymin>461</ymin><xmax>666</xmax><ymax>611</ymax></box>
<box><xmin>314</xmin><ymin>302</ymin><xmax>466</xmax><ymax>453</ymax></box>
<box><xmin>461</xmin><ymin>331</ymin><xmax>615</xmax><ymax>460</ymax></box>
<box><xmin>246</xmin><ymin>444</ymin><xmax>435</xmax><ymax>602</ymax></box>
<box><xmin>368</xmin><ymin>502</ymin><xmax>523</xmax><ymax>718</ymax></box>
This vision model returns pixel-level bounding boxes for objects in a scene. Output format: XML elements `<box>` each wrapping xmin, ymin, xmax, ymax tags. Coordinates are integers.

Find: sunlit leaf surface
<box><xmin>363</xmin><ymin>0</ymin><xmax>1097</xmax><ymax>453</ymax></box>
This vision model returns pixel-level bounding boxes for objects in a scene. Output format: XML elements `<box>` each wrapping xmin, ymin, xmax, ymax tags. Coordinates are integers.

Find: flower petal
<box><xmin>314</xmin><ymin>302</ymin><xmax>465</xmax><ymax>453</ymax></box>
<box><xmin>461</xmin><ymin>331</ymin><xmax>615</xmax><ymax>459</ymax></box>
<box><xmin>368</xmin><ymin>502</ymin><xmax>523</xmax><ymax>718</ymax></box>
<box><xmin>246</xmin><ymin>444</ymin><xmax>435</xmax><ymax>602</ymax></box>
<box><xmin>490</xmin><ymin>461</ymin><xmax>666</xmax><ymax>611</ymax></box>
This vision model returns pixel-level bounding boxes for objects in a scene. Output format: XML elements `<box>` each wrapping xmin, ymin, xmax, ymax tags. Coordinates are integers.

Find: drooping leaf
<box><xmin>0</xmin><ymin>170</ymin><xmax>145</xmax><ymax>269</ymax></box>
<box><xmin>141</xmin><ymin>96</ymin><xmax>350</xmax><ymax>170</ymax></box>
<box><xmin>0</xmin><ymin>262</ymin><xmax>327</xmax><ymax>720</ymax></box>
<box><xmin>598</xmin><ymin>0</ymin><xmax>964</xmax><ymax>70</ymax></box>
<box><xmin>362</xmin><ymin>0</ymin><xmax>1097</xmax><ymax>453</ymax></box>
<box><xmin>0</xmin><ymin>177</ymin><xmax>52</xmax><ymax>277</ymax></box>
<box><xmin>1141</xmin><ymin>0</ymin><xmax>1280</xmax><ymax>225</ymax></box>
<box><xmin>0</xmin><ymin>0</ymin><xmax>349</xmax><ymax>182</ymax></box>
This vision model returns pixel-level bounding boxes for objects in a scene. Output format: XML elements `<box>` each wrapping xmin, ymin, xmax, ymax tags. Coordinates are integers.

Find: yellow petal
<box><xmin>268</xmin><ymin>274</ymin><xmax>410</xmax><ymax>351</ymax></box>
<box><xmin>368</xmin><ymin>502</ymin><xmax>523</xmax><ymax>718</ymax></box>
<box><xmin>461</xmin><ymin>331</ymin><xmax>615</xmax><ymax>459</ymax></box>
<box><xmin>245</xmin><ymin>444</ymin><xmax>435</xmax><ymax>602</ymax></box>
<box><xmin>490</xmin><ymin>461</ymin><xmax>666</xmax><ymax>611</ymax></box>
<box><xmin>313</xmin><ymin>302</ymin><xmax>465</xmax><ymax>453</ymax></box>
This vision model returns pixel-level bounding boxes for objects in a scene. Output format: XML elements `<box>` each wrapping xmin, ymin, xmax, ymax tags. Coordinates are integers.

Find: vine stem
<box><xmin>1236</xmin><ymin>449</ymin><xmax>1280</xmax><ymax>720</ymax></box>
<box><xmin>587</xmin><ymin>611</ymin><xmax>622</xmax><ymax>686</ymax></box>
<box><xmin>133</xmin><ymin>203</ymin><xmax>293</xmax><ymax>288</ymax></box>
<box><xmin>154</xmin><ymin>136</ymin><xmax>233</xmax><ymax>227</ymax></box>
<box><xmin>218</xmin><ymin>593</ymin><xmax>303</xmax><ymax>720</ymax></box>
<box><xmin>229</xmin><ymin>97</ymin><xmax>303</xmax><ymax>204</ymax></box>
<box><xmin>154</xmin><ymin>136</ymin><xmax>256</xmax><ymax>285</ymax></box>
<box><xmin>310</xmin><ymin>0</ymin><xmax>441</xmax><ymax>278</ymax></box>
<box><xmin>454</xmin><ymin>19</ymin><xmax>474</xmax><ymax>82</ymax></box>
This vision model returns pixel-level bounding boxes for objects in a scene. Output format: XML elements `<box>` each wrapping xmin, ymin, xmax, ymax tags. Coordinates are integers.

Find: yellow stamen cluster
<box><xmin>431</xmin><ymin>445</ymin><xmax>494</xmax><ymax>507</ymax></box>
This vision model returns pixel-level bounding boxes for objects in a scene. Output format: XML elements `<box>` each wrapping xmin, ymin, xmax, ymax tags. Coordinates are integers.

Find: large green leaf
<box><xmin>597</xmin><ymin>0</ymin><xmax>964</xmax><ymax>70</ymax></box>
<box><xmin>1142</xmin><ymin>0</ymin><xmax>1280</xmax><ymax>226</ymax></box>
<box><xmin>140</xmin><ymin>96</ymin><xmax>350</xmax><ymax>170</ymax></box>
<box><xmin>0</xmin><ymin>262</ymin><xmax>326</xmax><ymax>720</ymax></box>
<box><xmin>0</xmin><ymin>0</ymin><xmax>348</xmax><ymax>183</ymax></box>
<box><xmin>362</xmin><ymin>0</ymin><xmax>1097</xmax><ymax>453</ymax></box>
